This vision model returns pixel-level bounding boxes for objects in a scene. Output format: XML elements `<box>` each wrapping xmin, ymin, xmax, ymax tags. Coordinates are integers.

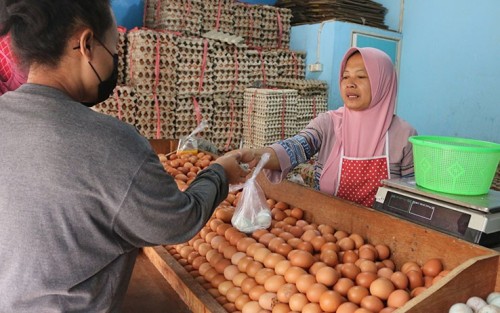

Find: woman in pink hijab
<box><xmin>237</xmin><ymin>47</ymin><xmax>417</xmax><ymax>207</ymax></box>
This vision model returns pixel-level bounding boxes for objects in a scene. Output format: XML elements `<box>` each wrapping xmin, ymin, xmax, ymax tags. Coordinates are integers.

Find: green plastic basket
<box><xmin>409</xmin><ymin>136</ymin><xmax>500</xmax><ymax>195</ymax></box>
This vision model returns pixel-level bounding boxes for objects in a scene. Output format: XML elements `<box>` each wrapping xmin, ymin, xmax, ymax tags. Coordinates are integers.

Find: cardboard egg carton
<box><xmin>210</xmin><ymin>95</ymin><xmax>244</xmax><ymax>151</ymax></box>
<box><xmin>174</xmin><ymin>96</ymin><xmax>214</xmax><ymax>139</ymax></box>
<box><xmin>200</xmin><ymin>0</ymin><xmax>235</xmax><ymax>35</ymax></box>
<box><xmin>243</xmin><ymin>88</ymin><xmax>298</xmax><ymax>148</ymax></box>
<box><xmin>143</xmin><ymin>0</ymin><xmax>203</xmax><ymax>36</ymax></box>
<box><xmin>135</xmin><ymin>92</ymin><xmax>176</xmax><ymax>139</ymax></box>
<box><xmin>210</xmin><ymin>43</ymin><xmax>249</xmax><ymax>94</ymax></box>
<box><xmin>92</xmin><ymin>86</ymin><xmax>137</xmax><ymax>126</ymax></box>
<box><xmin>275</xmin><ymin>50</ymin><xmax>307</xmax><ymax>80</ymax></box>
<box><xmin>143</xmin><ymin>0</ymin><xmax>156</xmax><ymax>29</ymax></box>
<box><xmin>117</xmin><ymin>27</ymin><xmax>128</xmax><ymax>86</ymax></box>
<box><xmin>245</xmin><ymin>50</ymin><xmax>279</xmax><ymax>88</ymax></box>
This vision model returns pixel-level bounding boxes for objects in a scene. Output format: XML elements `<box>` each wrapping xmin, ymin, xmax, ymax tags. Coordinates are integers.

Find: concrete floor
<box><xmin>121</xmin><ymin>251</ymin><xmax>191</xmax><ymax>313</ymax></box>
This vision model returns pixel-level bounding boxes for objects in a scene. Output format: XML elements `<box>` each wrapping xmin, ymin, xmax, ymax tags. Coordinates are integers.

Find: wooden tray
<box><xmin>143</xmin><ymin>175</ymin><xmax>500</xmax><ymax>313</ymax></box>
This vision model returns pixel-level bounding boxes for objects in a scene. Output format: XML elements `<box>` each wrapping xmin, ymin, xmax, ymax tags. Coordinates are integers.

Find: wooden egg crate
<box><xmin>143</xmin><ymin>173</ymin><xmax>500</xmax><ymax>313</ymax></box>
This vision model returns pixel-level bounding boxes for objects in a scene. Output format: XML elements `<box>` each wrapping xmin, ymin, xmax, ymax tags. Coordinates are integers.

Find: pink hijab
<box><xmin>319</xmin><ymin>47</ymin><xmax>397</xmax><ymax>195</ymax></box>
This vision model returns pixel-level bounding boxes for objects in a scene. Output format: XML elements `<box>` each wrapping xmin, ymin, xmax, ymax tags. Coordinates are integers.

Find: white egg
<box><xmin>478</xmin><ymin>305</ymin><xmax>500</xmax><ymax>313</ymax></box>
<box><xmin>256</xmin><ymin>211</ymin><xmax>271</xmax><ymax>228</ymax></box>
<box><xmin>449</xmin><ymin>303</ymin><xmax>473</xmax><ymax>313</ymax></box>
<box><xmin>489</xmin><ymin>296</ymin><xmax>500</xmax><ymax>308</ymax></box>
<box><xmin>487</xmin><ymin>293</ymin><xmax>500</xmax><ymax>305</ymax></box>
<box><xmin>467</xmin><ymin>297</ymin><xmax>488</xmax><ymax>312</ymax></box>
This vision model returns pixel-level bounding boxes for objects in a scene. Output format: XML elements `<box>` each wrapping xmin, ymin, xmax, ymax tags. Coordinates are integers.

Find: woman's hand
<box><xmin>213</xmin><ymin>151</ymin><xmax>254</xmax><ymax>185</ymax></box>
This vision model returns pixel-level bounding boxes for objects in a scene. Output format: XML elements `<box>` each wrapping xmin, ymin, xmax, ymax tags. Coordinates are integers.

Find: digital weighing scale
<box><xmin>374</xmin><ymin>178</ymin><xmax>500</xmax><ymax>247</ymax></box>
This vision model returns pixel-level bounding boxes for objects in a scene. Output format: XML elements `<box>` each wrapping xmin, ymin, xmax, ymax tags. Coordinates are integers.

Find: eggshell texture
<box><xmin>306</xmin><ymin>283</ymin><xmax>328</xmax><ymax>303</ymax></box>
<box><xmin>422</xmin><ymin>258</ymin><xmax>443</xmax><ymax>277</ymax></box>
<box><xmin>488</xmin><ymin>296</ymin><xmax>500</xmax><ymax>308</ymax></box>
<box><xmin>369</xmin><ymin>277</ymin><xmax>395</xmax><ymax>300</ymax></box>
<box><xmin>259</xmin><ymin>292</ymin><xmax>278</xmax><ymax>310</ymax></box>
<box><xmin>336</xmin><ymin>302</ymin><xmax>360</xmax><ymax>313</ymax></box>
<box><xmin>466</xmin><ymin>296</ymin><xmax>488</xmax><ymax>312</ymax></box>
<box><xmin>302</xmin><ymin>302</ymin><xmax>323</xmax><ymax>313</ymax></box>
<box><xmin>487</xmin><ymin>292</ymin><xmax>500</xmax><ymax>304</ymax></box>
<box><xmin>319</xmin><ymin>290</ymin><xmax>344</xmax><ymax>312</ymax></box>
<box><xmin>449</xmin><ymin>303</ymin><xmax>474</xmax><ymax>313</ymax></box>
<box><xmin>289</xmin><ymin>293</ymin><xmax>309</xmax><ymax>312</ymax></box>
<box><xmin>477</xmin><ymin>305</ymin><xmax>500</xmax><ymax>313</ymax></box>
<box><xmin>347</xmin><ymin>286</ymin><xmax>369</xmax><ymax>304</ymax></box>
<box><xmin>360</xmin><ymin>295</ymin><xmax>385</xmax><ymax>313</ymax></box>
<box><xmin>277</xmin><ymin>283</ymin><xmax>298</xmax><ymax>303</ymax></box>
<box><xmin>387</xmin><ymin>289</ymin><xmax>411</xmax><ymax>308</ymax></box>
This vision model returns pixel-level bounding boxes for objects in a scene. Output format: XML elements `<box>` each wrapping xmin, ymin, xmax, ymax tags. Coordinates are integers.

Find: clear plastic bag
<box><xmin>177</xmin><ymin>120</ymin><xmax>207</xmax><ymax>155</ymax></box>
<box><xmin>231</xmin><ymin>153</ymin><xmax>272</xmax><ymax>233</ymax></box>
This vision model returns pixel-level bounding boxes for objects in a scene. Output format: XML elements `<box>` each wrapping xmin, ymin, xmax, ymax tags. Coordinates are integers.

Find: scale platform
<box><xmin>374</xmin><ymin>177</ymin><xmax>500</xmax><ymax>247</ymax></box>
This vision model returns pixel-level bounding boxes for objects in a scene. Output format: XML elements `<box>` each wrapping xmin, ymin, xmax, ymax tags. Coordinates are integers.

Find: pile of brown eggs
<box><xmin>160</xmin><ymin>152</ymin><xmax>452</xmax><ymax>313</ymax></box>
<box><xmin>165</xmin><ymin>196</ymin><xmax>451</xmax><ymax>313</ymax></box>
<box><xmin>158</xmin><ymin>151</ymin><xmax>214</xmax><ymax>191</ymax></box>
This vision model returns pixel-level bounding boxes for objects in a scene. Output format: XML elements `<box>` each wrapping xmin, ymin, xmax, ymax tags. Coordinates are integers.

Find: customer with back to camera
<box><xmin>233</xmin><ymin>47</ymin><xmax>417</xmax><ymax>207</ymax></box>
<box><xmin>0</xmin><ymin>0</ymin><xmax>254</xmax><ymax>311</ymax></box>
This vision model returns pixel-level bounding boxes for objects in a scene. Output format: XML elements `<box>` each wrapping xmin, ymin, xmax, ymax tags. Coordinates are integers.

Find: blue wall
<box><xmin>397</xmin><ymin>0</ymin><xmax>500</xmax><ymax>143</ymax></box>
<box><xmin>111</xmin><ymin>0</ymin><xmax>144</xmax><ymax>30</ymax></box>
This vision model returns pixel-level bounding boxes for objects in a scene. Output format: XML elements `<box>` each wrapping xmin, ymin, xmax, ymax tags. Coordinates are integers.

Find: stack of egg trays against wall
<box><xmin>117</xmin><ymin>27</ymin><xmax>128</xmax><ymax>86</ymax></box>
<box><xmin>200</xmin><ymin>0</ymin><xmax>235</xmax><ymax>36</ymax></box>
<box><xmin>174</xmin><ymin>96</ymin><xmax>214</xmax><ymax>140</ymax></box>
<box><xmin>232</xmin><ymin>3</ymin><xmax>292</xmax><ymax>49</ymax></box>
<box><xmin>243</xmin><ymin>88</ymin><xmax>298</xmax><ymax>149</ymax></box>
<box><xmin>126</xmin><ymin>29</ymin><xmax>179</xmax><ymax>97</ymax></box>
<box><xmin>210</xmin><ymin>42</ymin><xmax>249</xmax><ymax>95</ymax></box>
<box><xmin>143</xmin><ymin>0</ymin><xmax>156</xmax><ymax>29</ymax></box>
<box><xmin>245</xmin><ymin>49</ymin><xmax>279</xmax><ymax>88</ymax></box>
<box><xmin>210</xmin><ymin>93</ymin><xmax>245</xmax><ymax>153</ymax></box>
<box><xmin>175</xmin><ymin>36</ymin><xmax>215</xmax><ymax>98</ymax></box>
<box><xmin>92</xmin><ymin>86</ymin><xmax>138</xmax><ymax>127</ymax></box>
<box><xmin>275</xmin><ymin>49</ymin><xmax>307</xmax><ymax>81</ymax></box>
<box><xmin>154</xmin><ymin>0</ymin><xmax>203</xmax><ymax>37</ymax></box>
<box><xmin>275</xmin><ymin>79</ymin><xmax>329</xmax><ymax>131</ymax></box>
<box><xmin>134</xmin><ymin>92</ymin><xmax>176</xmax><ymax>140</ymax></box>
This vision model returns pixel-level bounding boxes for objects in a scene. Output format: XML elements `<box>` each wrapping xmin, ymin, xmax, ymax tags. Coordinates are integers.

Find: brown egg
<box><xmin>321</xmin><ymin>242</ymin><xmax>340</xmax><ymax>253</ymax></box>
<box><xmin>264</xmin><ymin>275</ymin><xmax>286</xmax><ymax>293</ymax></box>
<box><xmin>310</xmin><ymin>236</ymin><xmax>327</xmax><ymax>252</ymax></box>
<box><xmin>272</xmin><ymin>303</ymin><xmax>291</xmax><ymax>313</ymax></box>
<box><xmin>302</xmin><ymin>229</ymin><xmax>321</xmax><ymax>242</ymax></box>
<box><xmin>284</xmin><ymin>266</ymin><xmax>307</xmax><ymax>284</ymax></box>
<box><xmin>374</xmin><ymin>244</ymin><xmax>391</xmax><ymax>260</ymax></box>
<box><xmin>296</xmin><ymin>274</ymin><xmax>317</xmax><ymax>293</ymax></box>
<box><xmin>410</xmin><ymin>286</ymin><xmax>427</xmax><ymax>298</ymax></box>
<box><xmin>358</xmin><ymin>246</ymin><xmax>377</xmax><ymax>261</ymax></box>
<box><xmin>401</xmin><ymin>261</ymin><xmax>421</xmax><ymax>274</ymax></box>
<box><xmin>333</xmin><ymin>230</ymin><xmax>349</xmax><ymax>240</ymax></box>
<box><xmin>341</xmin><ymin>263</ymin><xmax>361</xmax><ymax>280</ymax></box>
<box><xmin>278</xmin><ymin>231</ymin><xmax>295</xmax><ymax>241</ymax></box>
<box><xmin>237</xmin><ymin>256</ymin><xmax>254</xmax><ymax>273</ymax></box>
<box><xmin>334</xmin><ymin>278</ymin><xmax>355</xmax><ymax>297</ymax></box>
<box><xmin>223</xmin><ymin>302</ymin><xmax>237</xmax><ymax>313</ymax></box>
<box><xmin>248</xmin><ymin>285</ymin><xmax>267</xmax><ymax>301</ymax></box>
<box><xmin>224</xmin><ymin>265</ymin><xmax>240</xmax><ymax>281</ymax></box>
<box><xmin>277</xmin><ymin>283</ymin><xmax>298</xmax><ymax>303</ymax></box>
<box><xmin>302</xmin><ymin>302</ymin><xmax>322</xmax><ymax>313</ymax></box>
<box><xmin>380</xmin><ymin>308</ymin><xmax>397</xmax><ymax>313</ymax></box>
<box><xmin>289</xmin><ymin>250</ymin><xmax>315</xmax><ymax>269</ymax></box>
<box><xmin>342</xmin><ymin>250</ymin><xmax>359</xmax><ymax>264</ymax></box>
<box><xmin>237</xmin><ymin>237</ymin><xmax>257</xmax><ymax>253</ymax></box>
<box><xmin>231</xmin><ymin>252</ymin><xmax>246</xmax><ymax>266</ymax></box>
<box><xmin>276</xmin><ymin>243</ymin><xmax>293</xmax><ymax>257</ymax></box>
<box><xmin>274</xmin><ymin>260</ymin><xmax>292</xmax><ymax>276</ymax></box>
<box><xmin>259</xmin><ymin>292</ymin><xmax>278</xmax><ymax>311</ymax></box>
<box><xmin>232</xmin><ymin>272</ymin><xmax>249</xmax><ymax>287</ymax></box>
<box><xmin>241</xmin><ymin>300</ymin><xmax>260</xmax><ymax>313</ymax></box>
<box><xmin>241</xmin><ymin>277</ymin><xmax>258</xmax><ymax>294</ymax></box>
<box><xmin>407</xmin><ymin>270</ymin><xmax>424</xmax><ymax>290</ymax></box>
<box><xmin>254</xmin><ymin>268</ymin><xmax>275</xmax><ymax>285</ymax></box>
<box><xmin>338</xmin><ymin>237</ymin><xmax>355</xmax><ymax>251</ymax></box>
<box><xmin>355</xmin><ymin>272</ymin><xmax>378</xmax><ymax>289</ymax></box>
<box><xmin>337</xmin><ymin>302</ymin><xmax>360</xmax><ymax>313</ymax></box>
<box><xmin>347</xmin><ymin>286</ymin><xmax>369</xmax><ymax>304</ymax></box>
<box><xmin>382</xmin><ymin>259</ymin><xmax>396</xmax><ymax>271</ymax></box>
<box><xmin>319</xmin><ymin>290</ymin><xmax>344</xmax><ymax>312</ymax></box>
<box><xmin>387</xmin><ymin>289</ymin><xmax>411</xmax><ymax>308</ymax></box>
<box><xmin>305</xmin><ymin>283</ymin><xmax>327</xmax><ymax>303</ymax></box>
<box><xmin>289</xmin><ymin>293</ymin><xmax>309</xmax><ymax>312</ymax></box>
<box><xmin>246</xmin><ymin>261</ymin><xmax>264</xmax><ymax>278</ymax></box>
<box><xmin>390</xmin><ymin>271</ymin><xmax>409</xmax><ymax>290</ymax></box>
<box><xmin>268</xmin><ymin>237</ymin><xmax>285</xmax><ymax>252</ymax></box>
<box><xmin>218</xmin><ymin>281</ymin><xmax>235</xmax><ymax>296</ymax></box>
<box><xmin>263</xmin><ymin>253</ymin><xmax>286</xmax><ymax>269</ymax></box>
<box><xmin>360</xmin><ymin>295</ymin><xmax>384</xmax><ymax>312</ymax></box>
<box><xmin>210</xmin><ymin>274</ymin><xmax>226</xmax><ymax>288</ymax></box>
<box><xmin>226</xmin><ymin>287</ymin><xmax>244</xmax><ymax>303</ymax></box>
<box><xmin>297</xmin><ymin>241</ymin><xmax>314</xmax><ymax>253</ymax></box>
<box><xmin>246</xmin><ymin>243</ymin><xmax>266</xmax><ymax>257</ymax></box>
<box><xmin>290</xmin><ymin>207</ymin><xmax>304</xmax><ymax>220</ymax></box>
<box><xmin>377</xmin><ymin>267</ymin><xmax>394</xmax><ymax>279</ymax></box>
<box><xmin>316</xmin><ymin>266</ymin><xmax>340</xmax><ymax>287</ymax></box>
<box><xmin>422</xmin><ymin>258</ymin><xmax>443</xmax><ymax>277</ymax></box>
<box><xmin>358</xmin><ymin>260</ymin><xmax>378</xmax><ymax>273</ymax></box>
<box><xmin>254</xmin><ymin>247</ymin><xmax>272</xmax><ymax>263</ymax></box>
<box><xmin>369</xmin><ymin>277</ymin><xmax>395</xmax><ymax>300</ymax></box>
<box><xmin>320</xmin><ymin>250</ymin><xmax>339</xmax><ymax>267</ymax></box>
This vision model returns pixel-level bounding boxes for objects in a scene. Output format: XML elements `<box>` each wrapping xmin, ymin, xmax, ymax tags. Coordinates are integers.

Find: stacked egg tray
<box><xmin>152</xmin><ymin>0</ymin><xmax>203</xmax><ymax>37</ymax></box>
<box><xmin>275</xmin><ymin>50</ymin><xmax>307</xmax><ymax>81</ymax></box>
<box><xmin>176</xmin><ymin>36</ymin><xmax>215</xmax><ymax>98</ymax></box>
<box><xmin>211</xmin><ymin>42</ymin><xmax>250</xmax><ymax>95</ymax></box>
<box><xmin>210</xmin><ymin>94</ymin><xmax>245</xmax><ymax>152</ymax></box>
<box><xmin>92</xmin><ymin>86</ymin><xmax>137</xmax><ymax>126</ymax></box>
<box><xmin>245</xmin><ymin>50</ymin><xmax>279</xmax><ymax>88</ymax></box>
<box><xmin>126</xmin><ymin>29</ymin><xmax>179</xmax><ymax>98</ymax></box>
<box><xmin>175</xmin><ymin>96</ymin><xmax>214</xmax><ymax>139</ymax></box>
<box><xmin>135</xmin><ymin>92</ymin><xmax>176</xmax><ymax>139</ymax></box>
<box><xmin>201</xmin><ymin>0</ymin><xmax>235</xmax><ymax>35</ymax></box>
<box><xmin>243</xmin><ymin>88</ymin><xmax>298</xmax><ymax>149</ymax></box>
<box><xmin>143</xmin><ymin>0</ymin><xmax>156</xmax><ymax>29</ymax></box>
<box><xmin>117</xmin><ymin>27</ymin><xmax>128</xmax><ymax>86</ymax></box>
<box><xmin>275</xmin><ymin>79</ymin><xmax>329</xmax><ymax>130</ymax></box>
<box><xmin>233</xmin><ymin>3</ymin><xmax>292</xmax><ymax>50</ymax></box>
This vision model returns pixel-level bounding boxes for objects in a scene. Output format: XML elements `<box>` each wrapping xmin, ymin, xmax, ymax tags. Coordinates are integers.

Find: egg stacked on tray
<box><xmin>158</xmin><ymin>151</ymin><xmax>455</xmax><ymax>313</ymax></box>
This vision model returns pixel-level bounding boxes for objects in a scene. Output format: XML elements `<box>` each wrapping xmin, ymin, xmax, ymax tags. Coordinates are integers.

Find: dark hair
<box><xmin>0</xmin><ymin>0</ymin><xmax>113</xmax><ymax>68</ymax></box>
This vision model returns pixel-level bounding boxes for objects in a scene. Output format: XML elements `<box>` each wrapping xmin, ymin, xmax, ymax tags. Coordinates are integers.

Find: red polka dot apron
<box><xmin>336</xmin><ymin>133</ymin><xmax>390</xmax><ymax>207</ymax></box>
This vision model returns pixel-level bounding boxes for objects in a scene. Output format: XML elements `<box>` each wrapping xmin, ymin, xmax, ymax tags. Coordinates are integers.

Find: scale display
<box><xmin>383</xmin><ymin>191</ymin><xmax>472</xmax><ymax>237</ymax></box>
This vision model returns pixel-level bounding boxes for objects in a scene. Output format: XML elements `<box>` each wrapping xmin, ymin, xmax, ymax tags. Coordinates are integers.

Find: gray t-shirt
<box><xmin>0</xmin><ymin>84</ymin><xmax>228</xmax><ymax>312</ymax></box>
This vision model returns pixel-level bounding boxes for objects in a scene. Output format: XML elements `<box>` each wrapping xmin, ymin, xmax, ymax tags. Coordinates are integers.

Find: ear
<box><xmin>75</xmin><ymin>29</ymin><xmax>95</xmax><ymax>61</ymax></box>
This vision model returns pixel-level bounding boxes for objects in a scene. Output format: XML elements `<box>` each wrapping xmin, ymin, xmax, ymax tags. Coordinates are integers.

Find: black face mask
<box><xmin>79</xmin><ymin>38</ymin><xmax>118</xmax><ymax>107</ymax></box>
